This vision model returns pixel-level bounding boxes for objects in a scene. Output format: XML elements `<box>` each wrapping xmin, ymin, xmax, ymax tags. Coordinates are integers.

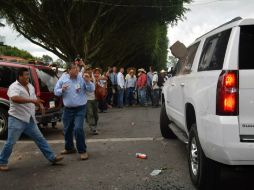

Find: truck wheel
<box><xmin>0</xmin><ymin>108</ymin><xmax>8</xmax><ymax>139</ymax></box>
<box><xmin>188</xmin><ymin>124</ymin><xmax>220</xmax><ymax>190</ymax></box>
<box><xmin>160</xmin><ymin>102</ymin><xmax>176</xmax><ymax>139</ymax></box>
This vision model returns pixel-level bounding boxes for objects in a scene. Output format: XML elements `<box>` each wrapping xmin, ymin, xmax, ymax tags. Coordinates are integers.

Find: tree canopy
<box><xmin>0</xmin><ymin>0</ymin><xmax>190</xmax><ymax>70</ymax></box>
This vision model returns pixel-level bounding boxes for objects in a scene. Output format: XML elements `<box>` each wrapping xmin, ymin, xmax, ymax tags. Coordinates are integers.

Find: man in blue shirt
<box><xmin>54</xmin><ymin>63</ymin><xmax>95</xmax><ymax>160</ymax></box>
<box><xmin>109</xmin><ymin>66</ymin><xmax>118</xmax><ymax>106</ymax></box>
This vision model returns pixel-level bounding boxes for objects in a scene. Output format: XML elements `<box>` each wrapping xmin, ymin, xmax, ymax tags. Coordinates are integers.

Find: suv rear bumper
<box><xmin>199</xmin><ymin>115</ymin><xmax>254</xmax><ymax>165</ymax></box>
<box><xmin>36</xmin><ymin>109</ymin><xmax>62</xmax><ymax>124</ymax></box>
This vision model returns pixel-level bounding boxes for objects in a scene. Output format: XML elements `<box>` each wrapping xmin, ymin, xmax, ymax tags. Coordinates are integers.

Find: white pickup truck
<box><xmin>160</xmin><ymin>17</ymin><xmax>254</xmax><ymax>189</ymax></box>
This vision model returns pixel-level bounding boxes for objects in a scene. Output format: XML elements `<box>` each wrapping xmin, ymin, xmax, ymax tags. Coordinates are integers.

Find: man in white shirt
<box><xmin>117</xmin><ymin>67</ymin><xmax>125</xmax><ymax>108</ymax></box>
<box><xmin>0</xmin><ymin>68</ymin><xmax>63</xmax><ymax>171</ymax></box>
<box><xmin>152</xmin><ymin>71</ymin><xmax>160</xmax><ymax>107</ymax></box>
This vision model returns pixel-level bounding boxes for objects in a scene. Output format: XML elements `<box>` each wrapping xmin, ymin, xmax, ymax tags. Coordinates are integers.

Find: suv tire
<box><xmin>188</xmin><ymin>124</ymin><xmax>221</xmax><ymax>190</ymax></box>
<box><xmin>160</xmin><ymin>102</ymin><xmax>176</xmax><ymax>139</ymax></box>
<box><xmin>0</xmin><ymin>107</ymin><xmax>8</xmax><ymax>139</ymax></box>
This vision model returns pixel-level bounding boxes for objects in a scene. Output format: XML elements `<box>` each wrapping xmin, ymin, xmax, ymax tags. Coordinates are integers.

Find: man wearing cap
<box><xmin>54</xmin><ymin>63</ymin><xmax>95</xmax><ymax>160</ymax></box>
<box><xmin>137</xmin><ymin>68</ymin><xmax>147</xmax><ymax>106</ymax></box>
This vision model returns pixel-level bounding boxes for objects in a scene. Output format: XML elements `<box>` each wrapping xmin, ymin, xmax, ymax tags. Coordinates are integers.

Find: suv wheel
<box><xmin>188</xmin><ymin>124</ymin><xmax>220</xmax><ymax>190</ymax></box>
<box><xmin>160</xmin><ymin>102</ymin><xmax>176</xmax><ymax>139</ymax></box>
<box><xmin>0</xmin><ymin>108</ymin><xmax>8</xmax><ymax>139</ymax></box>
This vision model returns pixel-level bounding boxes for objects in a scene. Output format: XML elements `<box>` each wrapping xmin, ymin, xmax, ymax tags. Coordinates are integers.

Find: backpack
<box><xmin>95</xmin><ymin>80</ymin><xmax>107</xmax><ymax>100</ymax></box>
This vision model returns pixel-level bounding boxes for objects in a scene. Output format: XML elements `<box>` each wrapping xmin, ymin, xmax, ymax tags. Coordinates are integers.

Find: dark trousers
<box><xmin>86</xmin><ymin>100</ymin><xmax>98</xmax><ymax>127</ymax></box>
<box><xmin>152</xmin><ymin>89</ymin><xmax>160</xmax><ymax>106</ymax></box>
<box><xmin>62</xmin><ymin>105</ymin><xmax>87</xmax><ymax>153</ymax></box>
<box><xmin>127</xmin><ymin>87</ymin><xmax>135</xmax><ymax>106</ymax></box>
<box><xmin>117</xmin><ymin>86</ymin><xmax>124</xmax><ymax>108</ymax></box>
<box><xmin>106</xmin><ymin>87</ymin><xmax>113</xmax><ymax>105</ymax></box>
<box><xmin>146</xmin><ymin>85</ymin><xmax>153</xmax><ymax>105</ymax></box>
<box><xmin>98</xmin><ymin>98</ymin><xmax>108</xmax><ymax>112</ymax></box>
<box><xmin>112</xmin><ymin>85</ymin><xmax>118</xmax><ymax>106</ymax></box>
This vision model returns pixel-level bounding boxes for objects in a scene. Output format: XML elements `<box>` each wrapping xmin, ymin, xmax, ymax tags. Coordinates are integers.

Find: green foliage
<box><xmin>0</xmin><ymin>0</ymin><xmax>191</xmax><ymax>70</ymax></box>
<box><xmin>40</xmin><ymin>54</ymin><xmax>53</xmax><ymax>64</ymax></box>
<box><xmin>0</xmin><ymin>45</ymin><xmax>34</xmax><ymax>59</ymax></box>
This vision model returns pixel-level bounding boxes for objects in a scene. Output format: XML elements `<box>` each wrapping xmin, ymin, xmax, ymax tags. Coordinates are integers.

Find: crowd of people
<box><xmin>58</xmin><ymin>58</ymin><xmax>170</xmax><ymax>136</ymax></box>
<box><xmin>0</xmin><ymin>57</ymin><xmax>169</xmax><ymax>171</ymax></box>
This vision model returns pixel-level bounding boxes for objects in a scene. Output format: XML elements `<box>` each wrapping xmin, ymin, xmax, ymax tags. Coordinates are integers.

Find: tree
<box><xmin>0</xmin><ymin>45</ymin><xmax>34</xmax><ymax>59</ymax></box>
<box><xmin>0</xmin><ymin>0</ymin><xmax>190</xmax><ymax>69</ymax></box>
<box><xmin>40</xmin><ymin>54</ymin><xmax>53</xmax><ymax>64</ymax></box>
<box><xmin>54</xmin><ymin>58</ymin><xmax>65</xmax><ymax>67</ymax></box>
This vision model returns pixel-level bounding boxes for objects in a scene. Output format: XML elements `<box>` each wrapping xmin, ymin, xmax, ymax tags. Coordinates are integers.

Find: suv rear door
<box><xmin>238</xmin><ymin>25</ymin><xmax>254</xmax><ymax>140</ymax></box>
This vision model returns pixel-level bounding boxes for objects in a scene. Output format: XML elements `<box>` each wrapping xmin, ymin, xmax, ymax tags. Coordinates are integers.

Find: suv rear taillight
<box><xmin>216</xmin><ymin>70</ymin><xmax>239</xmax><ymax>115</ymax></box>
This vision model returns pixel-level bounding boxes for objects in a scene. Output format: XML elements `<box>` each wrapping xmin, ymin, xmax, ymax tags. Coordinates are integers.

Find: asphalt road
<box><xmin>0</xmin><ymin>106</ymin><xmax>254</xmax><ymax>190</ymax></box>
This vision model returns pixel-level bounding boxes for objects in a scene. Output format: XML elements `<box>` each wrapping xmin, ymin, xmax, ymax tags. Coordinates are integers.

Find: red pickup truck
<box><xmin>0</xmin><ymin>61</ymin><xmax>63</xmax><ymax>138</ymax></box>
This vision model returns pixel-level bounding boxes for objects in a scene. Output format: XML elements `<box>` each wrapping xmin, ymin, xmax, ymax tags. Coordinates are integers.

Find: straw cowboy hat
<box><xmin>138</xmin><ymin>68</ymin><xmax>146</xmax><ymax>73</ymax></box>
<box><xmin>127</xmin><ymin>67</ymin><xmax>136</xmax><ymax>74</ymax></box>
<box><xmin>93</xmin><ymin>67</ymin><xmax>102</xmax><ymax>73</ymax></box>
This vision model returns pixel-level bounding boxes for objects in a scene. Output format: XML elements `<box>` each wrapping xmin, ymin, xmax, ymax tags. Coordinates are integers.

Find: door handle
<box><xmin>171</xmin><ymin>83</ymin><xmax>176</xmax><ymax>86</ymax></box>
<box><xmin>180</xmin><ymin>83</ymin><xmax>185</xmax><ymax>87</ymax></box>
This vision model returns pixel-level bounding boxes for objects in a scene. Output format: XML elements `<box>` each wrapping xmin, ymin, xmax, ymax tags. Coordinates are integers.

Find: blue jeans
<box><xmin>0</xmin><ymin>116</ymin><xmax>56</xmax><ymax>165</ymax></box>
<box><xmin>117</xmin><ymin>86</ymin><xmax>124</xmax><ymax>108</ymax></box>
<box><xmin>127</xmin><ymin>87</ymin><xmax>135</xmax><ymax>106</ymax></box>
<box><xmin>152</xmin><ymin>89</ymin><xmax>160</xmax><ymax>106</ymax></box>
<box><xmin>62</xmin><ymin>105</ymin><xmax>87</xmax><ymax>153</ymax></box>
<box><xmin>138</xmin><ymin>88</ymin><xmax>147</xmax><ymax>106</ymax></box>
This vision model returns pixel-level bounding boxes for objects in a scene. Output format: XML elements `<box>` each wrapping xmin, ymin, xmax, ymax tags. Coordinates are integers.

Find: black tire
<box><xmin>160</xmin><ymin>102</ymin><xmax>176</xmax><ymax>139</ymax></box>
<box><xmin>0</xmin><ymin>107</ymin><xmax>8</xmax><ymax>139</ymax></box>
<box><xmin>188</xmin><ymin>124</ymin><xmax>221</xmax><ymax>190</ymax></box>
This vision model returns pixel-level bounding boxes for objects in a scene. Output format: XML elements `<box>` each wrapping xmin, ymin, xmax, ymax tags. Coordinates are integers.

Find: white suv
<box><xmin>160</xmin><ymin>17</ymin><xmax>254</xmax><ymax>189</ymax></box>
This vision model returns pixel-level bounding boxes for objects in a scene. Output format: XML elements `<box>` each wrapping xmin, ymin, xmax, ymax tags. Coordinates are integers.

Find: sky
<box><xmin>0</xmin><ymin>0</ymin><xmax>254</xmax><ymax>61</ymax></box>
<box><xmin>168</xmin><ymin>0</ymin><xmax>254</xmax><ymax>47</ymax></box>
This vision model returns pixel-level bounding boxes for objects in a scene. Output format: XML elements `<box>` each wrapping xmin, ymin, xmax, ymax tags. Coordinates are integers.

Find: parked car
<box><xmin>0</xmin><ymin>61</ymin><xmax>63</xmax><ymax>138</ymax></box>
<box><xmin>160</xmin><ymin>17</ymin><xmax>254</xmax><ymax>189</ymax></box>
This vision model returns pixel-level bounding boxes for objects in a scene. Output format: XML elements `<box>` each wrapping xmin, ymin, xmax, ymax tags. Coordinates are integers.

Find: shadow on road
<box><xmin>219</xmin><ymin>166</ymin><xmax>254</xmax><ymax>190</ymax></box>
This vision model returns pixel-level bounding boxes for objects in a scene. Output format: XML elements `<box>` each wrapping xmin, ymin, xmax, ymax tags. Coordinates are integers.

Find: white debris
<box><xmin>150</xmin><ymin>169</ymin><xmax>162</xmax><ymax>176</ymax></box>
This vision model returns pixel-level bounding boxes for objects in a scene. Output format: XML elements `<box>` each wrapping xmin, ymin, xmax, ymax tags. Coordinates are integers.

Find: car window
<box><xmin>239</xmin><ymin>25</ymin><xmax>254</xmax><ymax>70</ymax></box>
<box><xmin>0</xmin><ymin>66</ymin><xmax>19</xmax><ymax>88</ymax></box>
<box><xmin>173</xmin><ymin>60</ymin><xmax>182</xmax><ymax>76</ymax></box>
<box><xmin>198</xmin><ymin>29</ymin><xmax>231</xmax><ymax>71</ymax></box>
<box><xmin>181</xmin><ymin>42</ymin><xmax>200</xmax><ymax>74</ymax></box>
<box><xmin>36</xmin><ymin>68</ymin><xmax>58</xmax><ymax>92</ymax></box>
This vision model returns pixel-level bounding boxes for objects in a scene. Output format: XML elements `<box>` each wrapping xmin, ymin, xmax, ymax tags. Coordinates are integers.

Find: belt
<box><xmin>65</xmin><ymin>105</ymin><xmax>85</xmax><ymax>109</ymax></box>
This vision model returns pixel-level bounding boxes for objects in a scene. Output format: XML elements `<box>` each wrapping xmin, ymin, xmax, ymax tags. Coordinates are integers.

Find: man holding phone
<box><xmin>54</xmin><ymin>63</ymin><xmax>95</xmax><ymax>160</ymax></box>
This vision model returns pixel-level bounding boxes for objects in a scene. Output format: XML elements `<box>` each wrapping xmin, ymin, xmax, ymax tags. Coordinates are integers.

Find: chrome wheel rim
<box><xmin>190</xmin><ymin>137</ymin><xmax>199</xmax><ymax>176</ymax></box>
<box><xmin>0</xmin><ymin>114</ymin><xmax>6</xmax><ymax>134</ymax></box>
